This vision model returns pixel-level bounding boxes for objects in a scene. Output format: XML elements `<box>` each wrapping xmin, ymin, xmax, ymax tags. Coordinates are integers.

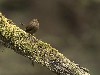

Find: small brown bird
<box><xmin>25</xmin><ymin>19</ymin><xmax>39</xmax><ymax>35</ymax></box>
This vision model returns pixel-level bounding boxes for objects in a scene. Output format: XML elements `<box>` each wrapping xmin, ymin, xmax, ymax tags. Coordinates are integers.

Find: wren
<box><xmin>25</xmin><ymin>19</ymin><xmax>39</xmax><ymax>35</ymax></box>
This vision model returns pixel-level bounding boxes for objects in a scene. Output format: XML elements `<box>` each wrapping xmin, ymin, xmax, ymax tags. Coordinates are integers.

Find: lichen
<box><xmin>0</xmin><ymin>12</ymin><xmax>90</xmax><ymax>75</ymax></box>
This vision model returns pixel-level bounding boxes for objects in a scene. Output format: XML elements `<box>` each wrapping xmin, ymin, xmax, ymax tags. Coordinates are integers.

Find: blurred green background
<box><xmin>0</xmin><ymin>0</ymin><xmax>100</xmax><ymax>75</ymax></box>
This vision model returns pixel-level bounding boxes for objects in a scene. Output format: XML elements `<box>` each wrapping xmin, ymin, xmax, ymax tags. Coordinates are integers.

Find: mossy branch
<box><xmin>0</xmin><ymin>12</ymin><xmax>90</xmax><ymax>75</ymax></box>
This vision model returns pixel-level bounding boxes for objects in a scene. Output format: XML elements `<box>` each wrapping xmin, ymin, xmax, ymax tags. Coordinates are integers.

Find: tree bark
<box><xmin>0</xmin><ymin>12</ymin><xmax>90</xmax><ymax>75</ymax></box>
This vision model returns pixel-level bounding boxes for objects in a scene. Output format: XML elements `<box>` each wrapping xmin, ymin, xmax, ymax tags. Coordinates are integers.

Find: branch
<box><xmin>0</xmin><ymin>12</ymin><xmax>90</xmax><ymax>75</ymax></box>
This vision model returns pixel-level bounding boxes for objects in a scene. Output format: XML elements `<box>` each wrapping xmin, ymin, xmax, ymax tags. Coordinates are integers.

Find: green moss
<box><xmin>0</xmin><ymin>12</ymin><xmax>90</xmax><ymax>75</ymax></box>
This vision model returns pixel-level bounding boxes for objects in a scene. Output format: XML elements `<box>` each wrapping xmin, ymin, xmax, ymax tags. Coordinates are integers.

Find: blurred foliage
<box><xmin>0</xmin><ymin>0</ymin><xmax>100</xmax><ymax>75</ymax></box>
